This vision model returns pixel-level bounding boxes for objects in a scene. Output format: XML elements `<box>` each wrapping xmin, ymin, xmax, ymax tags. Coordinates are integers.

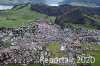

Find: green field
<box><xmin>77</xmin><ymin>44</ymin><xmax>100</xmax><ymax>66</ymax></box>
<box><xmin>0</xmin><ymin>4</ymin><xmax>55</xmax><ymax>28</ymax></box>
<box><xmin>47</xmin><ymin>44</ymin><xmax>64</xmax><ymax>58</ymax></box>
<box><xmin>28</xmin><ymin>64</ymin><xmax>42</xmax><ymax>66</ymax></box>
<box><xmin>6</xmin><ymin>64</ymin><xmax>23</xmax><ymax>66</ymax></box>
<box><xmin>2</xmin><ymin>43</ymin><xmax>11</xmax><ymax>48</ymax></box>
<box><xmin>72</xmin><ymin>24</ymin><xmax>96</xmax><ymax>30</ymax></box>
<box><xmin>64</xmin><ymin>23</ymin><xmax>96</xmax><ymax>30</ymax></box>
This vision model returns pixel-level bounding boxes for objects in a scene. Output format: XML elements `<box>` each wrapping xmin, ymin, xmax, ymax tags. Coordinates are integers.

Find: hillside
<box><xmin>0</xmin><ymin>3</ymin><xmax>100</xmax><ymax>29</ymax></box>
<box><xmin>55</xmin><ymin>9</ymin><xmax>100</xmax><ymax>29</ymax></box>
<box><xmin>31</xmin><ymin>4</ymin><xmax>100</xmax><ymax>16</ymax></box>
<box><xmin>31</xmin><ymin>4</ymin><xmax>100</xmax><ymax>29</ymax></box>
<box><xmin>61</xmin><ymin>0</ymin><xmax>100</xmax><ymax>7</ymax></box>
<box><xmin>0</xmin><ymin>4</ymin><xmax>53</xmax><ymax>28</ymax></box>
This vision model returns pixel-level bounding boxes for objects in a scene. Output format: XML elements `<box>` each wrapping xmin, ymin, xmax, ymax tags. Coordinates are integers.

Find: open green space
<box><xmin>2</xmin><ymin>43</ymin><xmax>11</xmax><ymax>48</ymax></box>
<box><xmin>50</xmin><ymin>64</ymin><xmax>68</xmax><ymax>66</ymax></box>
<box><xmin>28</xmin><ymin>64</ymin><xmax>42</xmax><ymax>66</ymax></box>
<box><xmin>0</xmin><ymin>4</ymin><xmax>56</xmax><ymax>28</ymax></box>
<box><xmin>72</xmin><ymin>24</ymin><xmax>96</xmax><ymax>30</ymax></box>
<box><xmin>0</xmin><ymin>4</ymin><xmax>44</xmax><ymax>28</ymax></box>
<box><xmin>64</xmin><ymin>23</ymin><xmax>96</xmax><ymax>30</ymax></box>
<box><xmin>6</xmin><ymin>64</ymin><xmax>23</xmax><ymax>66</ymax></box>
<box><xmin>77</xmin><ymin>44</ymin><xmax>100</xmax><ymax>66</ymax></box>
<box><xmin>47</xmin><ymin>44</ymin><xmax>64</xmax><ymax>58</ymax></box>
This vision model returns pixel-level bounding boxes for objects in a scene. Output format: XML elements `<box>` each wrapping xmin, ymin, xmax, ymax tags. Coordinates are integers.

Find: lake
<box><xmin>0</xmin><ymin>5</ymin><xmax>13</xmax><ymax>10</ymax></box>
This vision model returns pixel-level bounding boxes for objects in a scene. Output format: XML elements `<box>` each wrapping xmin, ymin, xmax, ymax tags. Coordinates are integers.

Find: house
<box><xmin>71</xmin><ymin>40</ymin><xmax>81</xmax><ymax>50</ymax></box>
<box><xmin>60</xmin><ymin>46</ymin><xmax>66</xmax><ymax>51</ymax></box>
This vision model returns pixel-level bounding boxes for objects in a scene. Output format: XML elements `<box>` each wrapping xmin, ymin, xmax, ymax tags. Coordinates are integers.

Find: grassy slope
<box><xmin>62</xmin><ymin>14</ymin><xmax>100</xmax><ymax>30</ymax></box>
<box><xmin>65</xmin><ymin>23</ymin><xmax>96</xmax><ymax>30</ymax></box>
<box><xmin>0</xmin><ymin>4</ymin><xmax>55</xmax><ymax>28</ymax></box>
<box><xmin>78</xmin><ymin>44</ymin><xmax>100</xmax><ymax>66</ymax></box>
<box><xmin>72</xmin><ymin>24</ymin><xmax>96</xmax><ymax>30</ymax></box>
<box><xmin>47</xmin><ymin>44</ymin><xmax>65</xmax><ymax>58</ymax></box>
<box><xmin>49</xmin><ymin>16</ymin><xmax>56</xmax><ymax>24</ymax></box>
<box><xmin>74</xmin><ymin>15</ymin><xmax>100</xmax><ymax>30</ymax></box>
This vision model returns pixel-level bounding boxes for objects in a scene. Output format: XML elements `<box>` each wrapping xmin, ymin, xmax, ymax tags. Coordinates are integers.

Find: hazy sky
<box><xmin>47</xmin><ymin>0</ymin><xmax>63</xmax><ymax>4</ymax></box>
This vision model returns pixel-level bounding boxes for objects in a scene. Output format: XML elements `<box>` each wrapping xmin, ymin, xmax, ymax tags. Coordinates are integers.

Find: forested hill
<box><xmin>31</xmin><ymin>4</ymin><xmax>100</xmax><ymax>16</ymax></box>
<box><xmin>31</xmin><ymin>4</ymin><xmax>100</xmax><ymax>29</ymax></box>
<box><xmin>55</xmin><ymin>9</ymin><xmax>100</xmax><ymax>29</ymax></box>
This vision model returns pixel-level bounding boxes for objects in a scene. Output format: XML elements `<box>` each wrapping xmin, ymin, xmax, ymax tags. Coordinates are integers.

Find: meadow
<box><xmin>0</xmin><ymin>4</ymin><xmax>55</xmax><ymax>28</ymax></box>
<box><xmin>77</xmin><ymin>44</ymin><xmax>100</xmax><ymax>66</ymax></box>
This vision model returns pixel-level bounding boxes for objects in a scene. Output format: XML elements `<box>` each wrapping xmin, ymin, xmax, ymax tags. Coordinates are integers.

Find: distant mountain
<box><xmin>61</xmin><ymin>0</ymin><xmax>100</xmax><ymax>7</ymax></box>
<box><xmin>0</xmin><ymin>0</ymin><xmax>46</xmax><ymax>5</ymax></box>
<box><xmin>31</xmin><ymin>4</ymin><xmax>75</xmax><ymax>16</ymax></box>
<box><xmin>0</xmin><ymin>0</ymin><xmax>100</xmax><ymax>7</ymax></box>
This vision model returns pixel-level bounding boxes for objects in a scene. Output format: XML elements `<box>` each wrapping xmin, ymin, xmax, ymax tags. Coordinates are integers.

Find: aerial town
<box><xmin>0</xmin><ymin>18</ymin><xmax>100</xmax><ymax>66</ymax></box>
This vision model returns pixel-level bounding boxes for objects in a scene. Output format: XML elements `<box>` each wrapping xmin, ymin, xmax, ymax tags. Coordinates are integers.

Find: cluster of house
<box><xmin>0</xmin><ymin>18</ymin><xmax>100</xmax><ymax>66</ymax></box>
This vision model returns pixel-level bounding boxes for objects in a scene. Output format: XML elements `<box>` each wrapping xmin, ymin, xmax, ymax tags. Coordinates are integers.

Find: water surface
<box><xmin>0</xmin><ymin>5</ymin><xmax>13</xmax><ymax>10</ymax></box>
